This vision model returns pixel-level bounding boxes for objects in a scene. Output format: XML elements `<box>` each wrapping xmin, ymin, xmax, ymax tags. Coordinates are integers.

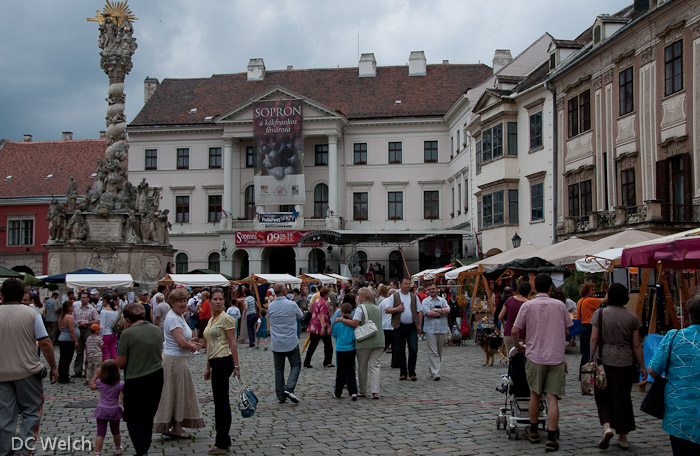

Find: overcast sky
<box><xmin>0</xmin><ymin>0</ymin><xmax>631</xmax><ymax>142</ymax></box>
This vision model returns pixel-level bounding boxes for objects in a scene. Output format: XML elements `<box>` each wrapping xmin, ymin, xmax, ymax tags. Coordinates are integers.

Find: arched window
<box><xmin>175</xmin><ymin>252</ymin><xmax>188</xmax><ymax>274</ymax></box>
<box><xmin>244</xmin><ymin>185</ymin><xmax>255</xmax><ymax>220</ymax></box>
<box><xmin>208</xmin><ymin>252</ymin><xmax>220</xmax><ymax>273</ymax></box>
<box><xmin>389</xmin><ymin>250</ymin><xmax>404</xmax><ymax>281</ymax></box>
<box><xmin>314</xmin><ymin>183</ymin><xmax>328</xmax><ymax>218</ymax></box>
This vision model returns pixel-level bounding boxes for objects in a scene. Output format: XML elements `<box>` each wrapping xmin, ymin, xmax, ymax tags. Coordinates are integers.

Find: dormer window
<box><xmin>549</xmin><ymin>53</ymin><xmax>556</xmax><ymax>70</ymax></box>
<box><xmin>594</xmin><ymin>25</ymin><xmax>602</xmax><ymax>44</ymax></box>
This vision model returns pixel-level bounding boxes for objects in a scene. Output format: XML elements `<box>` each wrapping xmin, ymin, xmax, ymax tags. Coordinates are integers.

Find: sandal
<box><xmin>526</xmin><ymin>428</ymin><xmax>540</xmax><ymax>443</ymax></box>
<box><xmin>208</xmin><ymin>446</ymin><xmax>227</xmax><ymax>455</ymax></box>
<box><xmin>545</xmin><ymin>440</ymin><xmax>559</xmax><ymax>452</ymax></box>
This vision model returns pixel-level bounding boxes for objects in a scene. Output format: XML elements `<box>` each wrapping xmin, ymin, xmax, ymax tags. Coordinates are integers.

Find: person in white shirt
<box><xmin>421</xmin><ymin>283</ymin><xmax>450</xmax><ymax>380</ymax></box>
<box><xmin>381</xmin><ymin>278</ymin><xmax>423</xmax><ymax>381</ymax></box>
<box><xmin>225</xmin><ymin>303</ymin><xmax>242</xmax><ymax>337</ymax></box>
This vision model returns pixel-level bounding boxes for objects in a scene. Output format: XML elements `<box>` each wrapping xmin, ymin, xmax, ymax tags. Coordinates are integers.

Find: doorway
<box><xmin>267</xmin><ymin>247</ymin><xmax>296</xmax><ymax>275</ymax></box>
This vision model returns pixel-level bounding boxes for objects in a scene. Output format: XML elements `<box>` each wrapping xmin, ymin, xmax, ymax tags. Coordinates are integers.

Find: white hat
<box><xmin>90</xmin><ymin>289</ymin><xmax>99</xmax><ymax>295</ymax></box>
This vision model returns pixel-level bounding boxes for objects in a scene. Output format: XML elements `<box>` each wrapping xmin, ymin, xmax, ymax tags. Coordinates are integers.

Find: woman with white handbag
<box><xmin>334</xmin><ymin>287</ymin><xmax>384</xmax><ymax>399</ymax></box>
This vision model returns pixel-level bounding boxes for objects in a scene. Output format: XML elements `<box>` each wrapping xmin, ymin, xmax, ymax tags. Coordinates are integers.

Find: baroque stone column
<box><xmin>328</xmin><ymin>134</ymin><xmax>338</xmax><ymax>215</ymax></box>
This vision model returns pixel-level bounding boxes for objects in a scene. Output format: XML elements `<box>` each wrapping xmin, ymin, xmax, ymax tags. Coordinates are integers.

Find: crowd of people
<box><xmin>1</xmin><ymin>273</ymin><xmax>699</xmax><ymax>455</ymax></box>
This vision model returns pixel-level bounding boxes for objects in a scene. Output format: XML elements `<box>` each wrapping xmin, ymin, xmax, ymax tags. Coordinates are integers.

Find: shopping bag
<box><xmin>237</xmin><ymin>378</ymin><xmax>258</xmax><ymax>418</ymax></box>
<box><xmin>580</xmin><ymin>360</ymin><xmax>607</xmax><ymax>395</ymax></box>
<box><xmin>354</xmin><ymin>305</ymin><xmax>378</xmax><ymax>341</ymax></box>
<box><xmin>640</xmin><ymin>377</ymin><xmax>666</xmax><ymax>419</ymax></box>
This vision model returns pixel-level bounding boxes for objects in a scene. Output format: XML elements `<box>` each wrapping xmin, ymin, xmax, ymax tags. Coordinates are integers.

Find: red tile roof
<box><xmin>130</xmin><ymin>64</ymin><xmax>493</xmax><ymax>127</ymax></box>
<box><xmin>0</xmin><ymin>139</ymin><xmax>107</xmax><ymax>198</ymax></box>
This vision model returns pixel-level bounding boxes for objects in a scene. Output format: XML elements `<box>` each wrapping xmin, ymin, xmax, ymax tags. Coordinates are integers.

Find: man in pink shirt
<box><xmin>512</xmin><ymin>274</ymin><xmax>572</xmax><ymax>453</ymax></box>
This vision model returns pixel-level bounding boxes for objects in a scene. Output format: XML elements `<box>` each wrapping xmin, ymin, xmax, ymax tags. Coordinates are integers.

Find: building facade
<box><xmin>464</xmin><ymin>34</ymin><xmax>558</xmax><ymax>254</ymax></box>
<box><xmin>127</xmin><ymin>53</ymin><xmax>493</xmax><ymax>279</ymax></box>
<box><xmin>550</xmin><ymin>0</ymin><xmax>700</xmax><ymax>239</ymax></box>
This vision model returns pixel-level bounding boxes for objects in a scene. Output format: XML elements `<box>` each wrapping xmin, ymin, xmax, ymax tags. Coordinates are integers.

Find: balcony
<box><xmin>561</xmin><ymin>200</ymin><xmax>700</xmax><ymax>237</ymax></box>
<box><xmin>231</xmin><ymin>219</ymin><xmax>253</xmax><ymax>230</ymax></box>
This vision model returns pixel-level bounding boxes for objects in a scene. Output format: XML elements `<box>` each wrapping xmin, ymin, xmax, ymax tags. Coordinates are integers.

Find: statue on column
<box><xmin>66</xmin><ymin>210</ymin><xmax>88</xmax><ymax>241</ymax></box>
<box><xmin>123</xmin><ymin>210</ymin><xmax>141</xmax><ymax>243</ymax></box>
<box><xmin>47</xmin><ymin>198</ymin><xmax>67</xmax><ymax>241</ymax></box>
<box><xmin>66</xmin><ymin>177</ymin><xmax>78</xmax><ymax>210</ymax></box>
<box><xmin>155</xmin><ymin>209</ymin><xmax>171</xmax><ymax>245</ymax></box>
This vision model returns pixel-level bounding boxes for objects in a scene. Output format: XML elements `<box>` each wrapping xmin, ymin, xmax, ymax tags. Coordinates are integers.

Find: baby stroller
<box><xmin>496</xmin><ymin>348</ymin><xmax>556</xmax><ymax>439</ymax></box>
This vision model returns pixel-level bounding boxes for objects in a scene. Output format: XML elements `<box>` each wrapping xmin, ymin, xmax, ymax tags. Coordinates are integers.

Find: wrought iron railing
<box><xmin>625</xmin><ymin>205</ymin><xmax>647</xmax><ymax>224</ymax></box>
<box><xmin>598</xmin><ymin>210</ymin><xmax>616</xmax><ymax>228</ymax></box>
<box><xmin>574</xmin><ymin>215</ymin><xmax>590</xmax><ymax>232</ymax></box>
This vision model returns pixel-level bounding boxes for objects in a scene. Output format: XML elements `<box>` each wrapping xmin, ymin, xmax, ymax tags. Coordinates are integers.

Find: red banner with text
<box><xmin>235</xmin><ymin>231</ymin><xmax>319</xmax><ymax>247</ymax></box>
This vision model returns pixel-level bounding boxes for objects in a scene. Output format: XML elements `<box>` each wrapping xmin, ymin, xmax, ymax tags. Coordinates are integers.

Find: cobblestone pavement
<box><xmin>28</xmin><ymin>338</ymin><xmax>672</xmax><ymax>455</ymax></box>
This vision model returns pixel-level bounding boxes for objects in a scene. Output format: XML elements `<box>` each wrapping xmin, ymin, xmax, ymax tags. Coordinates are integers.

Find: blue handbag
<box><xmin>237</xmin><ymin>378</ymin><xmax>258</xmax><ymax>418</ymax></box>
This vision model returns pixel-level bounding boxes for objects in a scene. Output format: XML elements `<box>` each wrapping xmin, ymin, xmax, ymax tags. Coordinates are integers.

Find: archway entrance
<box><xmin>308</xmin><ymin>248</ymin><xmax>326</xmax><ymax>273</ymax></box>
<box><xmin>267</xmin><ymin>247</ymin><xmax>296</xmax><ymax>275</ymax></box>
<box><xmin>233</xmin><ymin>249</ymin><xmax>249</xmax><ymax>280</ymax></box>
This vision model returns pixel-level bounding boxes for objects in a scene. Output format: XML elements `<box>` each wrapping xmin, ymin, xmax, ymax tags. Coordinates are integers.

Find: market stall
<box><xmin>65</xmin><ymin>273</ymin><xmax>134</xmax><ymax>289</ymax></box>
<box><xmin>159</xmin><ymin>273</ymin><xmax>231</xmax><ymax>288</ymax></box>
<box><xmin>236</xmin><ymin>273</ymin><xmax>302</xmax><ymax>310</ymax></box>
<box><xmin>411</xmin><ymin>265</ymin><xmax>454</xmax><ymax>284</ymax></box>
<box><xmin>297</xmin><ymin>273</ymin><xmax>337</xmax><ymax>286</ymax></box>
<box><xmin>575</xmin><ymin>248</ymin><xmax>623</xmax><ymax>273</ymax></box>
<box><xmin>325</xmin><ymin>273</ymin><xmax>351</xmax><ymax>284</ymax></box>
<box><xmin>475</xmin><ymin>243</ymin><xmax>543</xmax><ymax>269</ymax></box>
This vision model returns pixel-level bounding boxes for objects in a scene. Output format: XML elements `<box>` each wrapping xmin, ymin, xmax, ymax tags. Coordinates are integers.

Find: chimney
<box><xmin>99</xmin><ymin>131</ymin><xmax>106</xmax><ymax>140</ymax></box>
<box><xmin>408</xmin><ymin>51</ymin><xmax>427</xmax><ymax>76</ymax></box>
<box><xmin>144</xmin><ymin>76</ymin><xmax>160</xmax><ymax>103</ymax></box>
<box><xmin>358</xmin><ymin>53</ymin><xmax>377</xmax><ymax>78</ymax></box>
<box><xmin>62</xmin><ymin>131</ymin><xmax>73</xmax><ymax>141</ymax></box>
<box><xmin>247</xmin><ymin>58</ymin><xmax>266</xmax><ymax>81</ymax></box>
<box><xmin>23</xmin><ymin>134</ymin><xmax>32</xmax><ymax>142</ymax></box>
<box><xmin>442</xmin><ymin>60</ymin><xmax>449</xmax><ymax>64</ymax></box>
<box><xmin>492</xmin><ymin>49</ymin><xmax>513</xmax><ymax>74</ymax></box>
<box><xmin>286</xmin><ymin>65</ymin><xmax>293</xmax><ymax>70</ymax></box>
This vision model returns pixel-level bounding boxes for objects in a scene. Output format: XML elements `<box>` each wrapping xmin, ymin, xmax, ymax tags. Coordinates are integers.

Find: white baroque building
<box><xmin>127</xmin><ymin>52</ymin><xmax>493</xmax><ymax>279</ymax></box>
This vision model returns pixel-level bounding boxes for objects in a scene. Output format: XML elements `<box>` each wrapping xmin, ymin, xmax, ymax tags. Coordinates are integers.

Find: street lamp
<box><xmin>220</xmin><ymin>241</ymin><xmax>227</xmax><ymax>259</ymax></box>
<box><xmin>511</xmin><ymin>233</ymin><xmax>521</xmax><ymax>249</ymax></box>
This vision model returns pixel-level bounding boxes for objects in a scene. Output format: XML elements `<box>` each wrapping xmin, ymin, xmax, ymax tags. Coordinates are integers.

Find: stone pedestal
<box><xmin>46</xmin><ymin>213</ymin><xmax>174</xmax><ymax>289</ymax></box>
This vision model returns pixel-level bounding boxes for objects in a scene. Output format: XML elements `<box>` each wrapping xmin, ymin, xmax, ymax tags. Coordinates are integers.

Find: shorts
<box><xmin>525</xmin><ymin>358</ymin><xmax>566</xmax><ymax>396</ymax></box>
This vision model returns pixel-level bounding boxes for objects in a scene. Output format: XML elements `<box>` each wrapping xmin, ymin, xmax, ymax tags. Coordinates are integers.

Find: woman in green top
<box><xmin>203</xmin><ymin>288</ymin><xmax>241</xmax><ymax>455</ymax></box>
<box><xmin>116</xmin><ymin>302</ymin><xmax>164</xmax><ymax>456</ymax></box>
<box><xmin>334</xmin><ymin>287</ymin><xmax>384</xmax><ymax>399</ymax></box>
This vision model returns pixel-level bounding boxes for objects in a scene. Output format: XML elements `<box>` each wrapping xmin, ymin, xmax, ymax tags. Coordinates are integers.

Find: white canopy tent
<box><xmin>412</xmin><ymin>266</ymin><xmax>453</xmax><ymax>281</ymax></box>
<box><xmin>166</xmin><ymin>274</ymin><xmax>230</xmax><ymax>287</ymax></box>
<box><xmin>523</xmin><ymin>236</ymin><xmax>593</xmax><ymax>265</ymax></box>
<box><xmin>575</xmin><ymin>248</ymin><xmax>623</xmax><ymax>273</ymax></box>
<box><xmin>444</xmin><ymin>263</ymin><xmax>480</xmax><ymax>280</ymax></box>
<box><xmin>242</xmin><ymin>273</ymin><xmax>302</xmax><ymax>285</ymax></box>
<box><xmin>65</xmin><ymin>274</ymin><xmax>134</xmax><ymax>289</ymax></box>
<box><xmin>558</xmin><ymin>229</ymin><xmax>662</xmax><ymax>266</ymax></box>
<box><xmin>298</xmin><ymin>273</ymin><xmax>337</xmax><ymax>285</ymax></box>
<box><xmin>475</xmin><ymin>243</ymin><xmax>543</xmax><ymax>269</ymax></box>
<box><xmin>325</xmin><ymin>273</ymin><xmax>351</xmax><ymax>283</ymax></box>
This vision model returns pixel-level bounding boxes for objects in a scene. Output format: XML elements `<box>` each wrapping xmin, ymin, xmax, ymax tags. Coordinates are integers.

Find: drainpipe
<box><xmin>545</xmin><ymin>79</ymin><xmax>558</xmax><ymax>244</ymax></box>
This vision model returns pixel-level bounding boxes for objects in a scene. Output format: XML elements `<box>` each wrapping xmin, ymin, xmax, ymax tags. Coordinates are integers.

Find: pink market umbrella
<box><xmin>621</xmin><ymin>230</ymin><xmax>700</xmax><ymax>269</ymax></box>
